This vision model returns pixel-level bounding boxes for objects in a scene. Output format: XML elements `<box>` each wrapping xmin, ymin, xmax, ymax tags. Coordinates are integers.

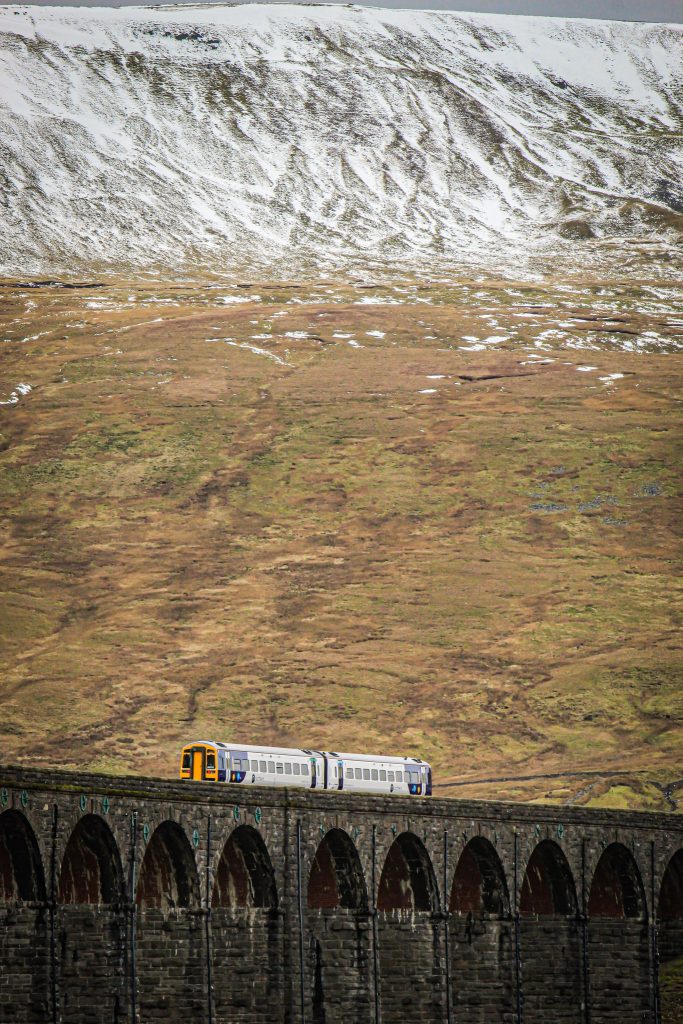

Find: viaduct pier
<box><xmin>1</xmin><ymin>765</ymin><xmax>682</xmax><ymax>1023</ymax></box>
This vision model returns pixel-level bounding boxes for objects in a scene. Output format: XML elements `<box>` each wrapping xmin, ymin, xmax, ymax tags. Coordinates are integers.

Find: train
<box><xmin>180</xmin><ymin>740</ymin><xmax>432</xmax><ymax>796</ymax></box>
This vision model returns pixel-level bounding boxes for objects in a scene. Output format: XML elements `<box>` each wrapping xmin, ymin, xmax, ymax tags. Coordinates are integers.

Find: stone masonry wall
<box><xmin>136</xmin><ymin>908</ymin><xmax>206</xmax><ymax>1023</ymax></box>
<box><xmin>0</xmin><ymin>904</ymin><xmax>50</xmax><ymax>1023</ymax></box>
<box><xmin>449</xmin><ymin>915</ymin><xmax>515</xmax><ymax>1023</ymax></box>
<box><xmin>306</xmin><ymin>907</ymin><xmax>371</xmax><ymax>1024</ymax></box>
<box><xmin>519</xmin><ymin>917</ymin><xmax>583</xmax><ymax>1023</ymax></box>
<box><xmin>0</xmin><ymin>765</ymin><xmax>681</xmax><ymax>1024</ymax></box>
<box><xmin>211</xmin><ymin>908</ymin><xmax>283</xmax><ymax>1023</ymax></box>
<box><xmin>56</xmin><ymin>905</ymin><xmax>126</xmax><ymax>1023</ymax></box>
<box><xmin>588</xmin><ymin>918</ymin><xmax>651</xmax><ymax>1023</ymax></box>
<box><xmin>377</xmin><ymin>911</ymin><xmax>445</xmax><ymax>1022</ymax></box>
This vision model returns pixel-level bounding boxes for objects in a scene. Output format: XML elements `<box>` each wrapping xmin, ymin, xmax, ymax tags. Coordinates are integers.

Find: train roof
<box><xmin>184</xmin><ymin>740</ymin><xmax>427</xmax><ymax>765</ymax></box>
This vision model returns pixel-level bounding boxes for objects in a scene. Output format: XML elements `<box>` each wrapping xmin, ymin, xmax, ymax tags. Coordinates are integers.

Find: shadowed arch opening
<box><xmin>587</xmin><ymin>843</ymin><xmax>649</xmax><ymax>1022</ymax></box>
<box><xmin>57</xmin><ymin>816</ymin><xmax>126</xmax><ymax>1019</ymax></box>
<box><xmin>520</xmin><ymin>840</ymin><xmax>577</xmax><ymax>917</ymax></box>
<box><xmin>136</xmin><ymin>821</ymin><xmax>199</xmax><ymax>910</ymax></box>
<box><xmin>519</xmin><ymin>841</ymin><xmax>581</xmax><ymax>1023</ymax></box>
<box><xmin>211</xmin><ymin>829</ymin><xmax>283</xmax><ymax>1021</ymax></box>
<box><xmin>306</xmin><ymin>829</ymin><xmax>370</xmax><ymax>1022</ymax></box>
<box><xmin>0</xmin><ymin>810</ymin><xmax>49</xmax><ymax>1022</ymax></box>
<box><xmin>212</xmin><ymin>825</ymin><xmax>277</xmax><ymax>909</ymax></box>
<box><xmin>659</xmin><ymin>849</ymin><xmax>683</xmax><ymax>922</ymax></box>
<box><xmin>136</xmin><ymin>822</ymin><xmax>203</xmax><ymax>1021</ymax></box>
<box><xmin>58</xmin><ymin>815</ymin><xmax>123</xmax><ymax>905</ymax></box>
<box><xmin>378</xmin><ymin>832</ymin><xmax>438</xmax><ymax>911</ymax></box>
<box><xmin>588</xmin><ymin>843</ymin><xmax>646</xmax><ymax>919</ymax></box>
<box><xmin>450</xmin><ymin>837</ymin><xmax>509</xmax><ymax>917</ymax></box>
<box><xmin>0</xmin><ymin>810</ymin><xmax>45</xmax><ymax>902</ymax></box>
<box><xmin>448</xmin><ymin>838</ymin><xmax>514</xmax><ymax>1020</ymax></box>
<box><xmin>658</xmin><ymin>850</ymin><xmax>683</xmax><ymax>1022</ymax></box>
<box><xmin>377</xmin><ymin>833</ymin><xmax>444</xmax><ymax>1021</ymax></box>
<box><xmin>308</xmin><ymin>828</ymin><xmax>367</xmax><ymax>910</ymax></box>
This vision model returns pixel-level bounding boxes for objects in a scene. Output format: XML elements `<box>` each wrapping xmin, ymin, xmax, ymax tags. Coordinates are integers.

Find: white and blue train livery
<box><xmin>180</xmin><ymin>741</ymin><xmax>432</xmax><ymax>797</ymax></box>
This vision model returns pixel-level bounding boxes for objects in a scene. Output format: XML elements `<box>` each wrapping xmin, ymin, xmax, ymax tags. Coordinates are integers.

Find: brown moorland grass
<box><xmin>0</xmin><ymin>274</ymin><xmax>680</xmax><ymax>809</ymax></box>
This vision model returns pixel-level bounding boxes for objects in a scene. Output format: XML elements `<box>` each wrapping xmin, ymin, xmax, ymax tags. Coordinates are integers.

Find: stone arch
<box><xmin>0</xmin><ymin>811</ymin><xmax>49</xmax><ymax>1023</ymax></box>
<box><xmin>58</xmin><ymin>814</ymin><xmax>123</xmax><ymax>905</ymax></box>
<box><xmin>520</xmin><ymin>840</ymin><xmax>578</xmax><ymax>917</ymax></box>
<box><xmin>588</xmin><ymin>843</ymin><xmax>648</xmax><ymax>1022</ymax></box>
<box><xmin>657</xmin><ymin>849</ymin><xmax>683</xmax><ymax>1024</ymax></box>
<box><xmin>519</xmin><ymin>841</ymin><xmax>581</xmax><ymax>1023</ymax></box>
<box><xmin>136</xmin><ymin>822</ymin><xmax>203</xmax><ymax>1021</ymax></box>
<box><xmin>377</xmin><ymin>831</ymin><xmax>439</xmax><ymax>911</ymax></box>
<box><xmin>0</xmin><ymin>810</ymin><xmax>45</xmax><ymax>902</ymax></box>
<box><xmin>378</xmin><ymin>833</ymin><xmax>444</xmax><ymax>1021</ymax></box>
<box><xmin>588</xmin><ymin>842</ymin><xmax>646</xmax><ymax>920</ymax></box>
<box><xmin>56</xmin><ymin>816</ymin><xmax>126</xmax><ymax>1021</ymax></box>
<box><xmin>305</xmin><ymin>829</ymin><xmax>369</xmax><ymax>1024</ymax></box>
<box><xmin>136</xmin><ymin>820</ymin><xmax>200</xmax><ymax>910</ymax></box>
<box><xmin>212</xmin><ymin>824</ymin><xmax>277</xmax><ymax>909</ymax></box>
<box><xmin>308</xmin><ymin>828</ymin><xmax>367</xmax><ymax>910</ymax></box>
<box><xmin>448</xmin><ymin>837</ymin><xmax>514</xmax><ymax>1022</ymax></box>
<box><xmin>211</xmin><ymin>826</ymin><xmax>282</xmax><ymax>1022</ymax></box>
<box><xmin>659</xmin><ymin>849</ymin><xmax>683</xmax><ymax>921</ymax></box>
<box><xmin>450</xmin><ymin>836</ymin><xmax>510</xmax><ymax>916</ymax></box>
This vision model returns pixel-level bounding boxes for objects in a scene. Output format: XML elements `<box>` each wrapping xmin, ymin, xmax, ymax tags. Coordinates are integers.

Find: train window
<box><xmin>363</xmin><ymin>769</ymin><xmax>370</xmax><ymax>780</ymax></box>
<box><xmin>380</xmin><ymin>770</ymin><xmax>386</xmax><ymax>781</ymax></box>
<box><xmin>355</xmin><ymin>768</ymin><xmax>362</xmax><ymax>779</ymax></box>
<box><xmin>396</xmin><ymin>772</ymin><xmax>403</xmax><ymax>783</ymax></box>
<box><xmin>302</xmin><ymin>764</ymin><xmax>309</xmax><ymax>776</ymax></box>
<box><xmin>233</xmin><ymin>758</ymin><xmax>241</xmax><ymax>770</ymax></box>
<box><xmin>346</xmin><ymin>767</ymin><xmax>353</xmax><ymax>777</ymax></box>
<box><xmin>259</xmin><ymin>761</ymin><xmax>267</xmax><ymax>772</ymax></box>
<box><xmin>388</xmin><ymin>771</ymin><xmax>394</xmax><ymax>782</ymax></box>
<box><xmin>182</xmin><ymin>753</ymin><xmax>191</xmax><ymax>769</ymax></box>
<box><xmin>207</xmin><ymin>752</ymin><xmax>216</xmax><ymax>770</ymax></box>
<box><xmin>276</xmin><ymin>763</ymin><xmax>284</xmax><ymax>774</ymax></box>
<box><xmin>371</xmin><ymin>769</ymin><xmax>379</xmax><ymax>781</ymax></box>
<box><xmin>293</xmin><ymin>763</ymin><xmax>301</xmax><ymax>775</ymax></box>
<box><xmin>250</xmin><ymin>759</ymin><xmax>258</xmax><ymax>772</ymax></box>
<box><xmin>268</xmin><ymin>762</ymin><xmax>275</xmax><ymax>773</ymax></box>
<box><xmin>285</xmin><ymin>763</ymin><xmax>292</xmax><ymax>775</ymax></box>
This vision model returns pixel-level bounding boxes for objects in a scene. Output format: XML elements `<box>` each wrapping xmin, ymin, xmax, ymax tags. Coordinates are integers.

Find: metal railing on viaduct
<box><xmin>1</xmin><ymin>765</ymin><xmax>682</xmax><ymax>1024</ymax></box>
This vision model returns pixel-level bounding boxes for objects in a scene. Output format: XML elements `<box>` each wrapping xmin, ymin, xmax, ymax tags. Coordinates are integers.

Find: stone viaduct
<box><xmin>1</xmin><ymin>765</ymin><xmax>682</xmax><ymax>1024</ymax></box>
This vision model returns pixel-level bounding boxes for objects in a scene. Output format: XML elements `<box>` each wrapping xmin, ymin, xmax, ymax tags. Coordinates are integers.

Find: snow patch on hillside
<box><xmin>0</xmin><ymin>4</ymin><xmax>681</xmax><ymax>276</ymax></box>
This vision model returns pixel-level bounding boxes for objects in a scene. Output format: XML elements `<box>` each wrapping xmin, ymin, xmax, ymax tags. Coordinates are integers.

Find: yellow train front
<box><xmin>180</xmin><ymin>741</ymin><xmax>222</xmax><ymax>782</ymax></box>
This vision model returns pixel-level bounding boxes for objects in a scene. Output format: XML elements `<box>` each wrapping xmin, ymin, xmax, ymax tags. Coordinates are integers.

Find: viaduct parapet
<box><xmin>1</xmin><ymin>765</ymin><xmax>682</xmax><ymax>1023</ymax></box>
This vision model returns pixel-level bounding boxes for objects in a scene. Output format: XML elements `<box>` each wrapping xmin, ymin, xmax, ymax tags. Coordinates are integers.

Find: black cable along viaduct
<box><xmin>1</xmin><ymin>766</ymin><xmax>682</xmax><ymax>1023</ymax></box>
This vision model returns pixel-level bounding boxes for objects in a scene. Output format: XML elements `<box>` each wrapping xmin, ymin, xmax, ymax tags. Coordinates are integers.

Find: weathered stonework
<box><xmin>1</xmin><ymin>765</ymin><xmax>681</xmax><ymax>1023</ymax></box>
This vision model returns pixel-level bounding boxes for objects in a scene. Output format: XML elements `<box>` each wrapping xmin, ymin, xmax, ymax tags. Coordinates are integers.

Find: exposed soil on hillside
<box><xmin>0</xmin><ymin>275</ymin><xmax>680</xmax><ymax>810</ymax></box>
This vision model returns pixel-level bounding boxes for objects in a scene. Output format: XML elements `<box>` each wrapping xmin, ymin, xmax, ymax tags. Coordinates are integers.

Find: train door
<box><xmin>191</xmin><ymin>746</ymin><xmax>205</xmax><ymax>781</ymax></box>
<box><xmin>337</xmin><ymin>760</ymin><xmax>344</xmax><ymax>790</ymax></box>
<box><xmin>425</xmin><ymin>765</ymin><xmax>432</xmax><ymax>796</ymax></box>
<box><xmin>310</xmin><ymin>757</ymin><xmax>317</xmax><ymax>789</ymax></box>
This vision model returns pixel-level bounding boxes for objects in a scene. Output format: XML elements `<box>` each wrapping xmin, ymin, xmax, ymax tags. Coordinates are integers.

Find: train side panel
<box><xmin>180</xmin><ymin>740</ymin><xmax>432</xmax><ymax>795</ymax></box>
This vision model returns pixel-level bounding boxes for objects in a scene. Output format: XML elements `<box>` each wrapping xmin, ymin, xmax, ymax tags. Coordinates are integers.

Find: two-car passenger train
<box><xmin>180</xmin><ymin>741</ymin><xmax>432</xmax><ymax>797</ymax></box>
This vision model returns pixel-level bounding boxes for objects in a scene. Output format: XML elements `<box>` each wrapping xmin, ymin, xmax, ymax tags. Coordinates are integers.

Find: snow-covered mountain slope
<box><xmin>0</xmin><ymin>4</ymin><xmax>682</xmax><ymax>277</ymax></box>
